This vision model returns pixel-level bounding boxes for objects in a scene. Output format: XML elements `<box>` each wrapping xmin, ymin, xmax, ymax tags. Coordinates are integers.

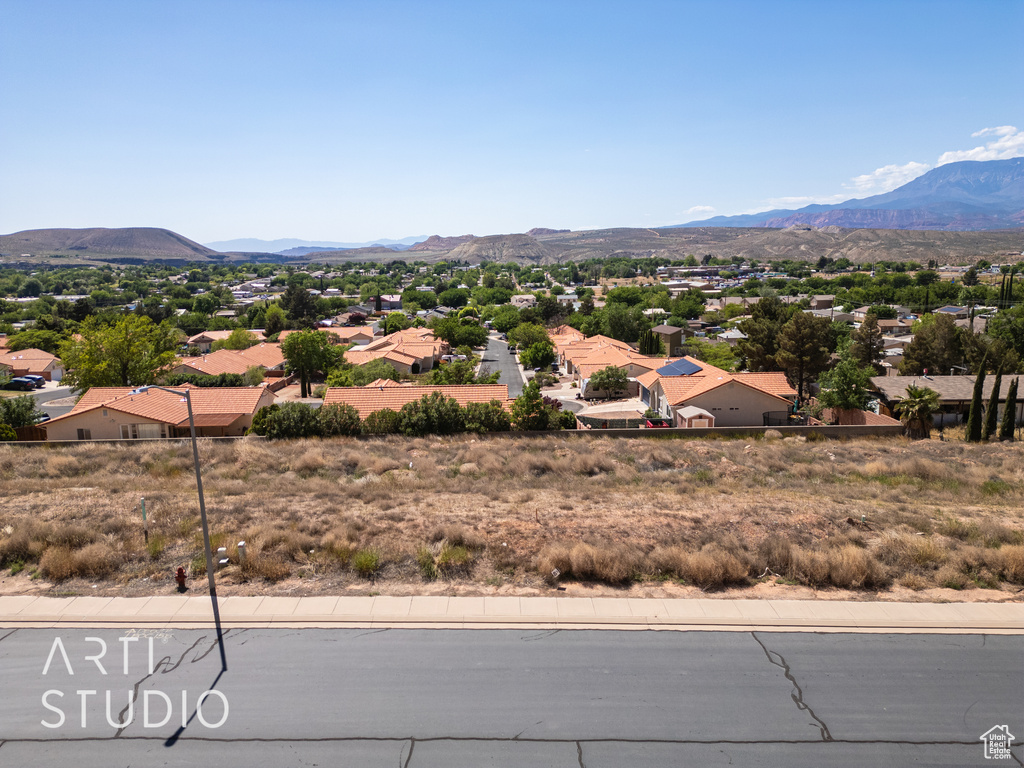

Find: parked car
<box><xmin>645</xmin><ymin>418</ymin><xmax>671</xmax><ymax>428</ymax></box>
<box><xmin>23</xmin><ymin>375</ymin><xmax>46</xmax><ymax>388</ymax></box>
<box><xmin>3</xmin><ymin>377</ymin><xmax>36</xmax><ymax>391</ymax></box>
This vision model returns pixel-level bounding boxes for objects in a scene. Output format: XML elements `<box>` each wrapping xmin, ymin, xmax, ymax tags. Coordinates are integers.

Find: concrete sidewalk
<box><xmin>2</xmin><ymin>595</ymin><xmax>1023</xmax><ymax>633</ymax></box>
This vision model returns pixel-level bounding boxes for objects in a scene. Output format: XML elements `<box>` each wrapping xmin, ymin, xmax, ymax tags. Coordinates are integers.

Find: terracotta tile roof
<box><xmin>656</xmin><ymin>370</ymin><xmax>795</xmax><ymax>407</ymax></box>
<box><xmin>174</xmin><ymin>343</ymin><xmax>285</xmax><ymax>376</ymax></box>
<box><xmin>46</xmin><ymin>386</ymin><xmax>274</xmax><ymax>428</ymax></box>
<box><xmin>186</xmin><ymin>330</ymin><xmax>241</xmax><ymax>344</ymax></box>
<box><xmin>0</xmin><ymin>348</ymin><xmax>61</xmax><ymax>375</ymax></box>
<box><xmin>731</xmin><ymin>372</ymin><xmax>797</xmax><ymax>398</ymax></box>
<box><xmin>342</xmin><ymin>328</ymin><xmax>446</xmax><ymax>368</ymax></box>
<box><xmin>323</xmin><ymin>384</ymin><xmax>509</xmax><ymax>418</ymax></box>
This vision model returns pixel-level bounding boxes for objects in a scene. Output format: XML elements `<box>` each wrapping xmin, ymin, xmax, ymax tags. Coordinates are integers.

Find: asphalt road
<box><xmin>479</xmin><ymin>335</ymin><xmax>525</xmax><ymax>397</ymax></box>
<box><xmin>0</xmin><ymin>628</ymin><xmax>1019</xmax><ymax>766</ymax></box>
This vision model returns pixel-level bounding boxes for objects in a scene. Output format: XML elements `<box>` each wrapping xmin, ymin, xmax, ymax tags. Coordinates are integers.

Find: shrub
<box><xmin>416</xmin><ymin>546</ymin><xmax>438</xmax><ymax>580</ymax></box>
<box><xmin>352</xmin><ymin>548</ymin><xmax>381</xmax><ymax>577</ymax></box>
<box><xmin>682</xmin><ymin>544</ymin><xmax>749</xmax><ymax>589</ymax></box>
<box><xmin>318</xmin><ymin>403</ymin><xmax>361</xmax><ymax>437</ymax></box>
<box><xmin>240</xmin><ymin>552</ymin><xmax>291</xmax><ymax>582</ymax></box>
<box><xmin>0</xmin><ymin>423</ymin><xmax>16</xmax><ymax>442</ymax></box>
<box><xmin>263</xmin><ymin>402</ymin><xmax>322</xmax><ymax>440</ymax></box>
<box><xmin>362</xmin><ymin>408</ymin><xmax>401</xmax><ymax>435</ymax></box>
<box><xmin>464</xmin><ymin>400</ymin><xmax>511</xmax><ymax>433</ymax></box>
<box><xmin>436</xmin><ymin>543</ymin><xmax>473</xmax><ymax>576</ymax></box>
<box><xmin>248</xmin><ymin>404</ymin><xmax>279</xmax><ymax>436</ymax></box>
<box><xmin>826</xmin><ymin>545</ymin><xmax>889</xmax><ymax>589</ymax></box>
<box><xmin>397</xmin><ymin>392</ymin><xmax>466</xmax><ymax>436</ymax></box>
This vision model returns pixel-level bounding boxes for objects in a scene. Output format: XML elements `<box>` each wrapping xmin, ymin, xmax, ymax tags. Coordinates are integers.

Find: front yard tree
<box><xmin>898</xmin><ymin>313</ymin><xmax>964</xmax><ymax>375</ymax></box>
<box><xmin>737</xmin><ymin>295</ymin><xmax>792</xmax><ymax>372</ymax></box>
<box><xmin>895</xmin><ymin>384</ymin><xmax>940</xmax><ymax>440</ymax></box>
<box><xmin>965</xmin><ymin>366</ymin><xmax>986</xmax><ymax>443</ymax></box>
<box><xmin>999</xmin><ymin>378</ymin><xmax>1019</xmax><ymax>441</ymax></box>
<box><xmin>510</xmin><ymin>381</ymin><xmax>557</xmax><ymax>431</ymax></box>
<box><xmin>588</xmin><ymin>365</ymin><xmax>629</xmax><ymax>400</ymax></box>
<box><xmin>849</xmin><ymin>313</ymin><xmax>885</xmax><ymax>373</ymax></box>
<box><xmin>60</xmin><ymin>315</ymin><xmax>178</xmax><ymax>390</ymax></box>
<box><xmin>519</xmin><ymin>340</ymin><xmax>555</xmax><ymax>370</ymax></box>
<box><xmin>985</xmin><ymin>371</ymin><xmax>1002</xmax><ymax>440</ymax></box>
<box><xmin>282</xmin><ymin>329</ymin><xmax>340</xmax><ymax>398</ymax></box>
<box><xmin>774</xmin><ymin>311</ymin><xmax>832</xmax><ymax>403</ymax></box>
<box><xmin>816</xmin><ymin>359</ymin><xmax>874</xmax><ymax>413</ymax></box>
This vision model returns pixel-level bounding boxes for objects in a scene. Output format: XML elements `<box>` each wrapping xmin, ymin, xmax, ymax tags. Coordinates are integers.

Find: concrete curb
<box><xmin>2</xmin><ymin>595</ymin><xmax>1022</xmax><ymax>633</ymax></box>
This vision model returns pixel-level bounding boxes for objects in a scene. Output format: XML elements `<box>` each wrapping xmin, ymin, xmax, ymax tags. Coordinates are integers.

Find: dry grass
<box><xmin>1</xmin><ymin>434</ymin><xmax>1023</xmax><ymax>596</ymax></box>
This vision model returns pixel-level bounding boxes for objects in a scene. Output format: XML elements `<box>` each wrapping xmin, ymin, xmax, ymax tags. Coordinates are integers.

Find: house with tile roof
<box><xmin>171</xmin><ymin>343</ymin><xmax>286</xmax><ymax>377</ymax></box>
<box><xmin>42</xmin><ymin>386</ymin><xmax>276</xmax><ymax>441</ymax></box>
<box><xmin>278</xmin><ymin>327</ymin><xmax>376</xmax><ymax>345</ymax></box>
<box><xmin>323</xmin><ymin>383</ymin><xmax>509</xmax><ymax>419</ymax></box>
<box><xmin>186</xmin><ymin>330</ymin><xmax>253</xmax><ymax>354</ymax></box>
<box><xmin>638</xmin><ymin>357</ymin><xmax>797</xmax><ymax>427</ymax></box>
<box><xmin>0</xmin><ymin>348</ymin><xmax>65</xmax><ymax>381</ymax></box>
<box><xmin>343</xmin><ymin>328</ymin><xmax>448</xmax><ymax>374</ymax></box>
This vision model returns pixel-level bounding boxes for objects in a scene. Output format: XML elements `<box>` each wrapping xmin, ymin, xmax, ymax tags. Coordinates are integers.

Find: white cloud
<box><xmin>844</xmin><ymin>161</ymin><xmax>931</xmax><ymax>196</ymax></box>
<box><xmin>686</xmin><ymin>205</ymin><xmax>715</xmax><ymax>215</ymax></box>
<box><xmin>936</xmin><ymin>125</ymin><xmax>1024</xmax><ymax>165</ymax></box>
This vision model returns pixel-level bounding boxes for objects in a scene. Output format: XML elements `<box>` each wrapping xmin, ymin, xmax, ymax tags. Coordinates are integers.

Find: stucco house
<box><xmin>42</xmin><ymin>386</ymin><xmax>276</xmax><ymax>441</ymax></box>
<box><xmin>0</xmin><ymin>348</ymin><xmax>64</xmax><ymax>381</ymax></box>
<box><xmin>323</xmin><ymin>383</ymin><xmax>509</xmax><ymax>418</ymax></box>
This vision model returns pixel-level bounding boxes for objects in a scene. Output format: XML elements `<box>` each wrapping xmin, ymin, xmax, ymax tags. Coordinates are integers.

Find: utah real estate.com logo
<box><xmin>980</xmin><ymin>725</ymin><xmax>1015</xmax><ymax>760</ymax></box>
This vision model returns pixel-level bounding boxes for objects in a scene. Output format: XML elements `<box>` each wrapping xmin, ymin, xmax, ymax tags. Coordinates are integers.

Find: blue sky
<box><xmin>2</xmin><ymin>0</ymin><xmax>1022</xmax><ymax>244</ymax></box>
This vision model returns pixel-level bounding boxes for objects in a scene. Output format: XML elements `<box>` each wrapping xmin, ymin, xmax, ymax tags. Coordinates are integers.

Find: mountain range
<box><xmin>677</xmin><ymin>158</ymin><xmax>1024</xmax><ymax>230</ymax></box>
<box><xmin>203</xmin><ymin>236</ymin><xmax>425</xmax><ymax>254</ymax></box>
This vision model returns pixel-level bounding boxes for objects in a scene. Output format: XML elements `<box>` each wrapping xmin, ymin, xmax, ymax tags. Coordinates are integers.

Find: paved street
<box><xmin>479</xmin><ymin>334</ymin><xmax>525</xmax><ymax>397</ymax></box>
<box><xmin>0</xmin><ymin>628</ymin><xmax>1019</xmax><ymax>766</ymax></box>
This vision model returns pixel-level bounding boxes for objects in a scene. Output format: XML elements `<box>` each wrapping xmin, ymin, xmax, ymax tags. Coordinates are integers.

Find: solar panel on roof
<box><xmin>656</xmin><ymin>358</ymin><xmax>702</xmax><ymax>376</ymax></box>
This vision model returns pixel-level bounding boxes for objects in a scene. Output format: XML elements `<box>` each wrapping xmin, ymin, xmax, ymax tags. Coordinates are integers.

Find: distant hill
<box><xmin>446</xmin><ymin>234</ymin><xmax>553</xmax><ymax>263</ymax></box>
<box><xmin>205</xmin><ymin>236</ymin><xmax>424</xmax><ymax>253</ymax></box>
<box><xmin>0</xmin><ymin>227</ymin><xmax>217</xmax><ymax>261</ymax></box>
<box><xmin>407</xmin><ymin>234</ymin><xmax>477</xmax><ymax>251</ymax></box>
<box><xmin>676</xmin><ymin>157</ymin><xmax>1024</xmax><ymax>230</ymax></box>
<box><xmin>527</xmin><ymin>227</ymin><xmax>570</xmax><ymax>236</ymax></box>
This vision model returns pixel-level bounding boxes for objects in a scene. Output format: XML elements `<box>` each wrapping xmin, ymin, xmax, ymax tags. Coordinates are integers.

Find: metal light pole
<box><xmin>131</xmin><ymin>385</ymin><xmax>226</xmax><ymax>669</ymax></box>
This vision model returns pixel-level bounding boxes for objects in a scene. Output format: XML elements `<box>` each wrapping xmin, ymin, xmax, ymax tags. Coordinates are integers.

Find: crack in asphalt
<box><xmin>114</xmin><ymin>633</ymin><xmax>226</xmax><ymax>738</ymax></box>
<box><xmin>401</xmin><ymin>737</ymin><xmax>415</xmax><ymax>768</ymax></box>
<box><xmin>576</xmin><ymin>739</ymin><xmax>586</xmax><ymax>767</ymax></box>
<box><xmin>0</xmin><ymin>628</ymin><xmax>19</xmax><ymax>645</ymax></box>
<box><xmin>521</xmin><ymin>629</ymin><xmax>561</xmax><ymax>642</ymax></box>
<box><xmin>751</xmin><ymin>632</ymin><xmax>833</xmax><ymax>742</ymax></box>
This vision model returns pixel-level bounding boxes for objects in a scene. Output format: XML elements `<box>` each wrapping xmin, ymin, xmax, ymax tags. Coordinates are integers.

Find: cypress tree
<box><xmin>999</xmin><ymin>378</ymin><xmax>1019</xmax><ymax>442</ymax></box>
<box><xmin>984</xmin><ymin>371</ymin><xmax>1002</xmax><ymax>439</ymax></box>
<box><xmin>965</xmin><ymin>366</ymin><xmax>986</xmax><ymax>442</ymax></box>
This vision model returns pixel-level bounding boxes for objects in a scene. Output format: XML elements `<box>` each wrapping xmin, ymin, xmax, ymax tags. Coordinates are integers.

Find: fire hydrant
<box><xmin>174</xmin><ymin>567</ymin><xmax>188</xmax><ymax>593</ymax></box>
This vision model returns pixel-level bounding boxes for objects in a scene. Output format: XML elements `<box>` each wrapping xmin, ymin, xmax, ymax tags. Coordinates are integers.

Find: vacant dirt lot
<box><xmin>1</xmin><ymin>434</ymin><xmax>1023</xmax><ymax>603</ymax></box>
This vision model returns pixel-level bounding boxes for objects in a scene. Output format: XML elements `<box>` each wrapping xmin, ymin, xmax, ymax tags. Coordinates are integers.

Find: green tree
<box><xmin>849</xmin><ymin>314</ymin><xmax>885</xmax><ymax>373</ymax></box>
<box><xmin>681</xmin><ymin>337</ymin><xmax>737</xmax><ymax>372</ymax></box>
<box><xmin>638</xmin><ymin>329</ymin><xmax>663</xmax><ymax>356</ymax></box>
<box><xmin>519</xmin><ymin>340</ymin><xmax>555</xmax><ymax>370</ymax></box>
<box><xmin>383</xmin><ymin>312</ymin><xmax>411</xmax><ymax>335</ymax></box>
<box><xmin>242</xmin><ymin>365</ymin><xmax>265</xmax><ymax>387</ymax></box>
<box><xmin>211</xmin><ymin>328</ymin><xmax>258</xmax><ymax>351</ymax></box>
<box><xmin>5</xmin><ymin>329</ymin><xmax>64</xmax><ymax>355</ymax></box>
<box><xmin>264</xmin><ymin>304</ymin><xmax>287</xmax><ymax>337</ymax></box>
<box><xmin>737</xmin><ymin>296</ymin><xmax>792</xmax><ymax>372</ymax></box>
<box><xmin>987</xmin><ymin>305</ymin><xmax>1024</xmax><ymax>362</ymax></box>
<box><xmin>894</xmin><ymin>385</ymin><xmax>940</xmax><ymax>440</ymax></box>
<box><xmin>0</xmin><ymin>395</ymin><xmax>45</xmax><ymax>428</ymax></box>
<box><xmin>508</xmin><ymin>323</ymin><xmax>550</xmax><ymax>350</ymax></box>
<box><xmin>774</xmin><ymin>312</ymin><xmax>832</xmax><ymax>402</ymax></box>
<box><xmin>279</xmin><ymin>284</ymin><xmax>319</xmax><ymax>328</ymax></box>
<box><xmin>282</xmin><ymin>329</ymin><xmax>341</xmax><ymax>397</ymax></box>
<box><xmin>60</xmin><ymin>315</ymin><xmax>178</xmax><ymax>390</ymax></box>
<box><xmin>985</xmin><ymin>371</ymin><xmax>1002</xmax><ymax>440</ymax></box>
<box><xmin>490</xmin><ymin>305</ymin><xmax>521</xmax><ymax>334</ymax></box>
<box><xmin>965</xmin><ymin>367</ymin><xmax>986</xmax><ymax>443</ymax></box>
<box><xmin>510</xmin><ymin>381</ymin><xmax>558</xmax><ymax>431</ymax></box>
<box><xmin>816</xmin><ymin>359</ymin><xmax>875</xmax><ymax>414</ymax></box>
<box><xmin>318</xmin><ymin>403</ymin><xmax>362</xmax><ymax>437</ymax></box>
<box><xmin>588</xmin><ymin>365</ymin><xmax>629</xmax><ymax>399</ymax></box>
<box><xmin>898</xmin><ymin>313</ymin><xmax>964</xmax><ymax>375</ymax></box>
<box><xmin>999</xmin><ymin>378</ymin><xmax>1019</xmax><ymax>441</ymax></box>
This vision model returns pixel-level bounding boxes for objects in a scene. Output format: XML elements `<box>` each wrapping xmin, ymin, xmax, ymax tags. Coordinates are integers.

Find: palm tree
<box><xmin>895</xmin><ymin>384</ymin><xmax>940</xmax><ymax>440</ymax></box>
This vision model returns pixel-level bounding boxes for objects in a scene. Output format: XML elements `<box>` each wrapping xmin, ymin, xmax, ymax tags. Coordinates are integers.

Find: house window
<box><xmin>102</xmin><ymin>410</ymin><xmax>108</xmax><ymax>417</ymax></box>
<box><xmin>120</xmin><ymin>423</ymin><xmax>166</xmax><ymax>439</ymax></box>
<box><xmin>77</xmin><ymin>428</ymin><xmax>91</xmax><ymax>440</ymax></box>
